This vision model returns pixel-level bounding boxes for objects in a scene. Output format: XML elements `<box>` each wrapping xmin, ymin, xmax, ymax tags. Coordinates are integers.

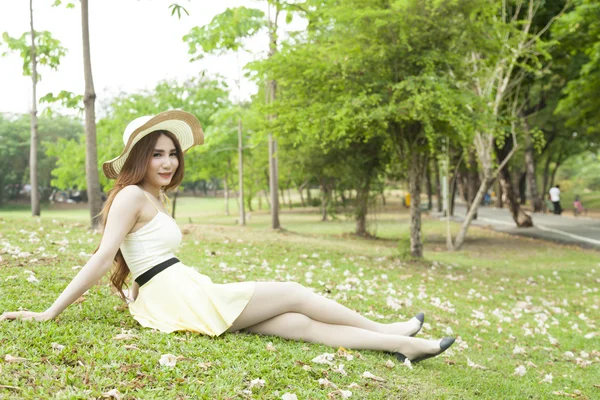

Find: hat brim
<box><xmin>102</xmin><ymin>110</ymin><xmax>204</xmax><ymax>179</ymax></box>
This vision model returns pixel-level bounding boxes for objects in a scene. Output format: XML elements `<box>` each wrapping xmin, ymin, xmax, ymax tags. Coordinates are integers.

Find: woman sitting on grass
<box><xmin>1</xmin><ymin>110</ymin><xmax>454</xmax><ymax>364</ymax></box>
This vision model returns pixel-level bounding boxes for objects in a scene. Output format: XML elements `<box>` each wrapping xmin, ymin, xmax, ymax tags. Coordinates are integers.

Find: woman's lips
<box><xmin>159</xmin><ymin>173</ymin><xmax>172</xmax><ymax>179</ymax></box>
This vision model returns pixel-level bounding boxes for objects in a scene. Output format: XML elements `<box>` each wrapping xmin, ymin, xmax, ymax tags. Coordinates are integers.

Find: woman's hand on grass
<box><xmin>0</xmin><ymin>310</ymin><xmax>52</xmax><ymax>322</ymax></box>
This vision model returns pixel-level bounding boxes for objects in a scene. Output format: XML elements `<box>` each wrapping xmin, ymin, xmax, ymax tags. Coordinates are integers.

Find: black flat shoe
<box><xmin>394</xmin><ymin>337</ymin><xmax>455</xmax><ymax>364</ymax></box>
<box><xmin>410</xmin><ymin>312</ymin><xmax>425</xmax><ymax>337</ymax></box>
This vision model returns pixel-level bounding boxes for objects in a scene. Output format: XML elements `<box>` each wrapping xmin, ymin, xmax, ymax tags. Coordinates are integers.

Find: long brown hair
<box><xmin>98</xmin><ymin>130</ymin><xmax>185</xmax><ymax>300</ymax></box>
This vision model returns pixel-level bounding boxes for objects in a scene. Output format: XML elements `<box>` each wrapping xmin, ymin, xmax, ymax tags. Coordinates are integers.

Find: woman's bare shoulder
<box><xmin>112</xmin><ymin>185</ymin><xmax>146</xmax><ymax>210</ymax></box>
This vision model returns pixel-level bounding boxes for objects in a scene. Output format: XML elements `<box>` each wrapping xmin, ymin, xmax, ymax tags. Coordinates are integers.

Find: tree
<box><xmin>451</xmin><ymin>0</ymin><xmax>570</xmax><ymax>250</ymax></box>
<box><xmin>184</xmin><ymin>3</ymin><xmax>291</xmax><ymax>229</ymax></box>
<box><xmin>1</xmin><ymin>2</ymin><xmax>66</xmax><ymax>216</ymax></box>
<box><xmin>80</xmin><ymin>0</ymin><xmax>102</xmax><ymax>229</ymax></box>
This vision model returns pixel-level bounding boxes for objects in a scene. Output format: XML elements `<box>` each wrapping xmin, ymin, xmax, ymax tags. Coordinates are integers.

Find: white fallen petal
<box><xmin>159</xmin><ymin>354</ymin><xmax>177</xmax><ymax>367</ymax></box>
<box><xmin>385</xmin><ymin>359</ymin><xmax>395</xmax><ymax>368</ymax></box>
<box><xmin>403</xmin><ymin>358</ymin><xmax>413</xmax><ymax>370</ymax></box>
<box><xmin>312</xmin><ymin>353</ymin><xmax>335</xmax><ymax>365</ymax></box>
<box><xmin>318</xmin><ymin>378</ymin><xmax>338</xmax><ymax>389</ymax></box>
<box><xmin>249</xmin><ymin>378</ymin><xmax>265</xmax><ymax>389</ymax></box>
<box><xmin>539</xmin><ymin>373</ymin><xmax>553</xmax><ymax>384</ymax></box>
<box><xmin>332</xmin><ymin>364</ymin><xmax>347</xmax><ymax>375</ymax></box>
<box><xmin>102</xmin><ymin>388</ymin><xmax>122</xmax><ymax>400</ymax></box>
<box><xmin>514</xmin><ymin>365</ymin><xmax>526</xmax><ymax>376</ymax></box>
<box><xmin>513</xmin><ymin>345</ymin><xmax>526</xmax><ymax>355</ymax></box>
<box><xmin>51</xmin><ymin>343</ymin><xmax>65</xmax><ymax>351</ymax></box>
<box><xmin>564</xmin><ymin>351</ymin><xmax>574</xmax><ymax>359</ymax></box>
<box><xmin>362</xmin><ymin>371</ymin><xmax>385</xmax><ymax>382</ymax></box>
<box><xmin>112</xmin><ymin>333</ymin><xmax>137</xmax><ymax>341</ymax></box>
<box><xmin>4</xmin><ymin>354</ymin><xmax>27</xmax><ymax>363</ymax></box>
<box><xmin>281</xmin><ymin>394</ymin><xmax>298</xmax><ymax>400</ymax></box>
<box><xmin>26</xmin><ymin>274</ymin><xmax>39</xmax><ymax>283</ymax></box>
<box><xmin>266</xmin><ymin>342</ymin><xmax>277</xmax><ymax>352</ymax></box>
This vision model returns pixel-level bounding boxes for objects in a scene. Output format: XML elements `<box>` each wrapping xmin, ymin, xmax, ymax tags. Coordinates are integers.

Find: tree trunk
<box><xmin>81</xmin><ymin>0</ymin><xmax>102</xmax><ymax>229</ymax></box>
<box><xmin>498</xmin><ymin>163</ymin><xmax>533</xmax><ymax>227</ymax></box>
<box><xmin>171</xmin><ymin>190</ymin><xmax>178</xmax><ymax>219</ymax></box>
<box><xmin>407</xmin><ymin>151</ymin><xmax>425</xmax><ymax>258</ymax></box>
<box><xmin>298</xmin><ymin>180</ymin><xmax>307</xmax><ymax>207</ymax></box>
<box><xmin>321</xmin><ymin>178</ymin><xmax>328</xmax><ymax>222</ymax></box>
<box><xmin>267</xmin><ymin>5</ymin><xmax>280</xmax><ymax>230</ymax></box>
<box><xmin>541</xmin><ymin>155</ymin><xmax>552</xmax><ymax>211</ymax></box>
<box><xmin>495</xmin><ymin>180</ymin><xmax>503</xmax><ymax>208</ymax></box>
<box><xmin>425</xmin><ymin>163</ymin><xmax>433</xmax><ymax>210</ymax></box>
<box><xmin>263</xmin><ymin>189</ymin><xmax>271</xmax><ymax>208</ymax></box>
<box><xmin>453</xmin><ymin>173</ymin><xmax>493</xmax><ymax>250</ymax></box>
<box><xmin>306</xmin><ymin>186</ymin><xmax>312</xmax><ymax>205</ymax></box>
<box><xmin>29</xmin><ymin>0</ymin><xmax>40</xmax><ymax>217</ymax></box>
<box><xmin>237</xmin><ymin>118</ymin><xmax>245</xmax><ymax>225</ymax></box>
<box><xmin>524</xmin><ymin>126</ymin><xmax>542</xmax><ymax>212</ymax></box>
<box><xmin>449</xmin><ymin>174</ymin><xmax>457</xmax><ymax>217</ymax></box>
<box><xmin>355</xmin><ymin>172</ymin><xmax>372</xmax><ymax>237</ymax></box>
<box><xmin>466</xmin><ymin>150</ymin><xmax>480</xmax><ymax>219</ymax></box>
<box><xmin>434</xmin><ymin>160</ymin><xmax>442</xmax><ymax>212</ymax></box>
<box><xmin>518</xmin><ymin>172</ymin><xmax>527</xmax><ymax>205</ymax></box>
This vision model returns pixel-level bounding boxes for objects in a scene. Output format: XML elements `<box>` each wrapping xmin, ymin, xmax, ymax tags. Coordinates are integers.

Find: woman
<box><xmin>1</xmin><ymin>110</ymin><xmax>454</xmax><ymax>363</ymax></box>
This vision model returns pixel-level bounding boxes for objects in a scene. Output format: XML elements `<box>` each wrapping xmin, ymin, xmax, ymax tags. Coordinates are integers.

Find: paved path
<box><xmin>450</xmin><ymin>205</ymin><xmax>600</xmax><ymax>249</ymax></box>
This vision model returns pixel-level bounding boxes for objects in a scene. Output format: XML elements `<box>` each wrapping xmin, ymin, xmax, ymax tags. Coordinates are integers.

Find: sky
<box><xmin>0</xmin><ymin>0</ymin><xmax>300</xmax><ymax>116</ymax></box>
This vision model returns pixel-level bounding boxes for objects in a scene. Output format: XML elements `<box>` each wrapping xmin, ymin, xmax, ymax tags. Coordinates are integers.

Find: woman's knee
<box><xmin>274</xmin><ymin>312</ymin><xmax>313</xmax><ymax>337</ymax></box>
<box><xmin>281</xmin><ymin>282</ymin><xmax>313</xmax><ymax>309</ymax></box>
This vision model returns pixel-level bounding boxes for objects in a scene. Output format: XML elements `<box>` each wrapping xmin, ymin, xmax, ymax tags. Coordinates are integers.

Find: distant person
<box><xmin>573</xmin><ymin>195</ymin><xmax>587</xmax><ymax>217</ymax></box>
<box><xmin>549</xmin><ymin>184</ymin><xmax>562</xmax><ymax>215</ymax></box>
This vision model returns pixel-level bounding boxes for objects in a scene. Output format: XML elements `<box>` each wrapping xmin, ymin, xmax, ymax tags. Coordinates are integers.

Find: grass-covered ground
<box><xmin>0</xmin><ymin>197</ymin><xmax>598</xmax><ymax>399</ymax></box>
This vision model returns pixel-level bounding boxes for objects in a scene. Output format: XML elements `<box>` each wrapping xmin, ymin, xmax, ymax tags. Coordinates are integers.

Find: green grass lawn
<box><xmin>0</xmin><ymin>198</ymin><xmax>598</xmax><ymax>399</ymax></box>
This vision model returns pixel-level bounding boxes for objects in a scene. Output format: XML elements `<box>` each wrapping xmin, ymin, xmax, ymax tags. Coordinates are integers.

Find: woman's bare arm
<box><xmin>1</xmin><ymin>186</ymin><xmax>144</xmax><ymax>321</ymax></box>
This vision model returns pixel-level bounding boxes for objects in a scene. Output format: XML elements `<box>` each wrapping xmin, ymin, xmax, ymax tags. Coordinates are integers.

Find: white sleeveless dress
<box><xmin>122</xmin><ymin>192</ymin><xmax>255</xmax><ymax>336</ymax></box>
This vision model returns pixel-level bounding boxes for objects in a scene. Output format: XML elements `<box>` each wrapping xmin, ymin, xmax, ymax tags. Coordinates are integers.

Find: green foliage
<box><xmin>169</xmin><ymin>3</ymin><xmax>189</xmax><ymax>19</ymax></box>
<box><xmin>1</xmin><ymin>31</ymin><xmax>67</xmax><ymax>79</ymax></box>
<box><xmin>183</xmin><ymin>7</ymin><xmax>266</xmax><ymax>60</ymax></box>
<box><xmin>0</xmin><ymin>113</ymin><xmax>83</xmax><ymax>203</ymax></box>
<box><xmin>554</xmin><ymin>0</ymin><xmax>600</xmax><ymax>135</ymax></box>
<box><xmin>40</xmin><ymin>91</ymin><xmax>84</xmax><ymax>115</ymax></box>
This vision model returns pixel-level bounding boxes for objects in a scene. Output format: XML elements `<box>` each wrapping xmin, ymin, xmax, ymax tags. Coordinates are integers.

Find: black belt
<box><xmin>135</xmin><ymin>257</ymin><xmax>180</xmax><ymax>287</ymax></box>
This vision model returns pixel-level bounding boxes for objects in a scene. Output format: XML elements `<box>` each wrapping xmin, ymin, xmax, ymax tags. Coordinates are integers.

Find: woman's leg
<box><xmin>243</xmin><ymin>312</ymin><xmax>445</xmax><ymax>360</ymax></box>
<box><xmin>227</xmin><ymin>282</ymin><xmax>421</xmax><ymax>335</ymax></box>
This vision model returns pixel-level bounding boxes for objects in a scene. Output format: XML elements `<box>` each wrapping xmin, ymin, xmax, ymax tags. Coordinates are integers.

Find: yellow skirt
<box><xmin>128</xmin><ymin>263</ymin><xmax>255</xmax><ymax>336</ymax></box>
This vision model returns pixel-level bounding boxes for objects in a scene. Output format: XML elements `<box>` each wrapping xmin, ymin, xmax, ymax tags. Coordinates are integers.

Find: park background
<box><xmin>0</xmin><ymin>0</ymin><xmax>598</xmax><ymax>399</ymax></box>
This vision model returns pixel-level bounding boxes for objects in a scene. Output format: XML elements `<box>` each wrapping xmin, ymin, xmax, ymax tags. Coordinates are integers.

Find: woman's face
<box><xmin>144</xmin><ymin>134</ymin><xmax>179</xmax><ymax>188</ymax></box>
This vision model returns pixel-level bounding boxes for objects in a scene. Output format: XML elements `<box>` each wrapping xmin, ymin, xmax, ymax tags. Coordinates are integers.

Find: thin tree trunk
<box><xmin>306</xmin><ymin>186</ymin><xmax>312</xmax><ymax>205</ymax></box>
<box><xmin>267</xmin><ymin>4</ymin><xmax>280</xmax><ymax>229</ymax></box>
<box><xmin>449</xmin><ymin>174</ymin><xmax>457</xmax><ymax>217</ymax></box>
<box><xmin>81</xmin><ymin>0</ymin><xmax>102</xmax><ymax>229</ymax></box>
<box><xmin>355</xmin><ymin>172</ymin><xmax>372</xmax><ymax>237</ymax></box>
<box><xmin>426</xmin><ymin>163</ymin><xmax>432</xmax><ymax>210</ymax></box>
<box><xmin>298</xmin><ymin>180</ymin><xmax>307</xmax><ymax>207</ymax></box>
<box><xmin>524</xmin><ymin>126</ymin><xmax>542</xmax><ymax>212</ymax></box>
<box><xmin>171</xmin><ymin>190</ymin><xmax>178</xmax><ymax>219</ymax></box>
<box><xmin>434</xmin><ymin>160</ymin><xmax>442</xmax><ymax>212</ymax></box>
<box><xmin>518</xmin><ymin>172</ymin><xmax>527</xmax><ymax>205</ymax></box>
<box><xmin>495</xmin><ymin>180</ymin><xmax>503</xmax><ymax>208</ymax></box>
<box><xmin>541</xmin><ymin>155</ymin><xmax>552</xmax><ymax>211</ymax></box>
<box><xmin>237</xmin><ymin>118</ymin><xmax>245</xmax><ymax>225</ymax></box>
<box><xmin>29</xmin><ymin>0</ymin><xmax>40</xmax><ymax>217</ymax></box>
<box><xmin>287</xmin><ymin>186</ymin><xmax>292</xmax><ymax>210</ymax></box>
<box><xmin>321</xmin><ymin>178</ymin><xmax>328</xmax><ymax>222</ymax></box>
<box><xmin>408</xmin><ymin>151</ymin><xmax>425</xmax><ymax>258</ymax></box>
<box><xmin>498</xmin><ymin>164</ymin><xmax>533</xmax><ymax>227</ymax></box>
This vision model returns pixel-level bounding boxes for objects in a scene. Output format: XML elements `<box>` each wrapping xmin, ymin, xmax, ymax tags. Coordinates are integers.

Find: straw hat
<box><xmin>102</xmin><ymin>110</ymin><xmax>204</xmax><ymax>179</ymax></box>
